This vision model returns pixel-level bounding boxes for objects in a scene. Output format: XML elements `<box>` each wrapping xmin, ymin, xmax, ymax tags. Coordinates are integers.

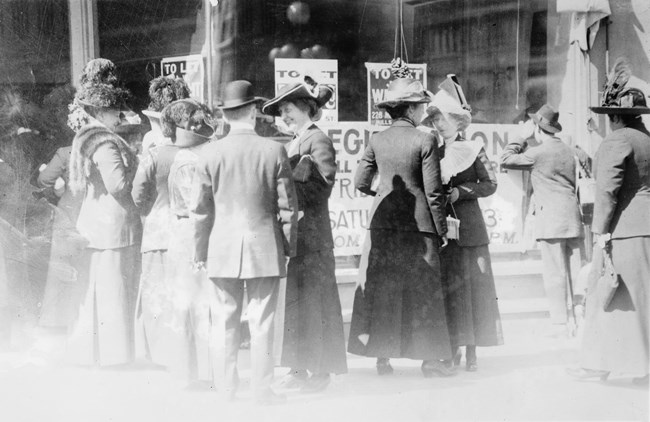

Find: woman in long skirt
<box><xmin>152</xmin><ymin>99</ymin><xmax>216</xmax><ymax>383</ymax></box>
<box><xmin>66</xmin><ymin>59</ymin><xmax>142</xmax><ymax>366</ymax></box>
<box><xmin>262</xmin><ymin>77</ymin><xmax>347</xmax><ymax>392</ymax></box>
<box><xmin>425</xmin><ymin>80</ymin><xmax>503</xmax><ymax>371</ymax></box>
<box><xmin>131</xmin><ymin>76</ymin><xmax>191</xmax><ymax>366</ymax></box>
<box><xmin>348</xmin><ymin>71</ymin><xmax>453</xmax><ymax>377</ymax></box>
<box><xmin>568</xmin><ymin>65</ymin><xmax>649</xmax><ymax>383</ymax></box>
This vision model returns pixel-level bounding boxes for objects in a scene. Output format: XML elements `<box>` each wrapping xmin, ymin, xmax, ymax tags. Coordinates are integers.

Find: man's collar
<box><xmin>228</xmin><ymin>121</ymin><xmax>256</xmax><ymax>132</ymax></box>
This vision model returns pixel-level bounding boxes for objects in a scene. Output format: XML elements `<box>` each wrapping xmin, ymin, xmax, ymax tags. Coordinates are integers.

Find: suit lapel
<box><xmin>295</xmin><ymin>124</ymin><xmax>318</xmax><ymax>156</ymax></box>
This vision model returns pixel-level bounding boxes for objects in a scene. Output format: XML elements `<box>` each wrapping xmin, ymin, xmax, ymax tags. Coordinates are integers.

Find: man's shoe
<box><xmin>255</xmin><ymin>390</ymin><xmax>287</xmax><ymax>406</ymax></box>
<box><xmin>300</xmin><ymin>373</ymin><xmax>330</xmax><ymax>393</ymax></box>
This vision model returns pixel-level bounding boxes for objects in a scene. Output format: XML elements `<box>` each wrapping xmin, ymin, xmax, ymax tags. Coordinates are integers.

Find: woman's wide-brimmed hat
<box><xmin>590</xmin><ymin>58</ymin><xmax>650</xmax><ymax>115</ymax></box>
<box><xmin>375</xmin><ymin>77</ymin><xmax>430</xmax><ymax>109</ymax></box>
<box><xmin>590</xmin><ymin>87</ymin><xmax>650</xmax><ymax>115</ymax></box>
<box><xmin>421</xmin><ymin>75</ymin><xmax>472</xmax><ymax>129</ymax></box>
<box><xmin>218</xmin><ymin>80</ymin><xmax>267</xmax><ymax>110</ymax></box>
<box><xmin>262</xmin><ymin>76</ymin><xmax>333</xmax><ymax>116</ymax></box>
<box><xmin>529</xmin><ymin>103</ymin><xmax>562</xmax><ymax>133</ymax></box>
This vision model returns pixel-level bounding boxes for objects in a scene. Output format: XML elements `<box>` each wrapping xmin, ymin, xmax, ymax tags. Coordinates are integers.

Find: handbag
<box><xmin>446</xmin><ymin>202</ymin><xmax>461</xmax><ymax>240</ymax></box>
<box><xmin>575</xmin><ymin>156</ymin><xmax>596</xmax><ymax>206</ymax></box>
<box><xmin>597</xmin><ymin>243</ymin><xmax>619</xmax><ymax>310</ymax></box>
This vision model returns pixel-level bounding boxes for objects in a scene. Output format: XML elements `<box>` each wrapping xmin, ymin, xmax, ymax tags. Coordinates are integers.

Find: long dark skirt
<box><xmin>440</xmin><ymin>240</ymin><xmax>503</xmax><ymax>347</ymax></box>
<box><xmin>348</xmin><ymin>229</ymin><xmax>452</xmax><ymax>360</ymax></box>
<box><xmin>580</xmin><ymin>236</ymin><xmax>650</xmax><ymax>376</ymax></box>
<box><xmin>282</xmin><ymin>249</ymin><xmax>347</xmax><ymax>374</ymax></box>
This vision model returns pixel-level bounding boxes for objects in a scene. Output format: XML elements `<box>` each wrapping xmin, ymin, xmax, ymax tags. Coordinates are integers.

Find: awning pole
<box><xmin>205</xmin><ymin>0</ymin><xmax>214</xmax><ymax>109</ymax></box>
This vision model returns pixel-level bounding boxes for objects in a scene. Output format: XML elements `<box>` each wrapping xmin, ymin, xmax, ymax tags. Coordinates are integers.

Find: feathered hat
<box><xmin>146</xmin><ymin>76</ymin><xmax>191</xmax><ymax>112</ymax></box>
<box><xmin>590</xmin><ymin>58</ymin><xmax>650</xmax><ymax>115</ymax></box>
<box><xmin>262</xmin><ymin>76</ymin><xmax>332</xmax><ymax>116</ymax></box>
<box><xmin>74</xmin><ymin>58</ymin><xmax>131</xmax><ymax>110</ymax></box>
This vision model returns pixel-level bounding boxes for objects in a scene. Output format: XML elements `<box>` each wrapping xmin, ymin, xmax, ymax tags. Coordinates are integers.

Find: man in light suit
<box><xmin>191</xmin><ymin>80</ymin><xmax>298</xmax><ymax>404</ymax></box>
<box><xmin>500</xmin><ymin>104</ymin><xmax>583</xmax><ymax>334</ymax></box>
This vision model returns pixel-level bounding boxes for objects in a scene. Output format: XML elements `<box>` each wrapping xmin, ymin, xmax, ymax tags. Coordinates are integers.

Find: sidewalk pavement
<box><xmin>0</xmin><ymin>317</ymin><xmax>647</xmax><ymax>422</ymax></box>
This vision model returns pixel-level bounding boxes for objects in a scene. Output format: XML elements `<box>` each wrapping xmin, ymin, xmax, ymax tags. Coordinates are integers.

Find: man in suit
<box><xmin>500</xmin><ymin>104</ymin><xmax>583</xmax><ymax>334</ymax></box>
<box><xmin>191</xmin><ymin>80</ymin><xmax>298</xmax><ymax>404</ymax></box>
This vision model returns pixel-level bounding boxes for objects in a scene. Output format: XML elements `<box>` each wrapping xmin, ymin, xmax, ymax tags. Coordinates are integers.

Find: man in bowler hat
<box><xmin>190</xmin><ymin>80</ymin><xmax>298</xmax><ymax>404</ymax></box>
<box><xmin>500</xmin><ymin>104</ymin><xmax>583</xmax><ymax>335</ymax></box>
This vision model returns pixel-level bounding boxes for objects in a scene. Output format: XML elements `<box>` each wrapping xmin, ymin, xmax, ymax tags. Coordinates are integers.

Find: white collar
<box><xmin>228</xmin><ymin>121</ymin><xmax>256</xmax><ymax>132</ymax></box>
<box><xmin>294</xmin><ymin>121</ymin><xmax>313</xmax><ymax>140</ymax></box>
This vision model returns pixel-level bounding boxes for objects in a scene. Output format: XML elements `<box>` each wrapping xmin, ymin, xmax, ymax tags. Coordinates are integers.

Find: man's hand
<box><xmin>440</xmin><ymin>235</ymin><xmax>449</xmax><ymax>249</ymax></box>
<box><xmin>516</xmin><ymin>119</ymin><xmax>536</xmax><ymax>142</ymax></box>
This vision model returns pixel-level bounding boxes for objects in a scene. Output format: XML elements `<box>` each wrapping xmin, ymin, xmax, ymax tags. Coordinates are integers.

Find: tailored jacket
<box><xmin>73</xmin><ymin>126</ymin><xmax>142</xmax><ymax>249</ymax></box>
<box><xmin>132</xmin><ymin>145</ymin><xmax>179</xmax><ymax>253</ymax></box>
<box><xmin>500</xmin><ymin>136</ymin><xmax>582</xmax><ymax>240</ymax></box>
<box><xmin>191</xmin><ymin>127</ymin><xmax>298</xmax><ymax>279</ymax></box>
<box><xmin>355</xmin><ymin>118</ymin><xmax>447</xmax><ymax>236</ymax></box>
<box><xmin>592</xmin><ymin>120</ymin><xmax>650</xmax><ymax>238</ymax></box>
<box><xmin>288</xmin><ymin>124</ymin><xmax>336</xmax><ymax>255</ymax></box>
<box><xmin>37</xmin><ymin>146</ymin><xmax>81</xmax><ymax>223</ymax></box>
<box><xmin>446</xmin><ymin>138</ymin><xmax>497</xmax><ymax>247</ymax></box>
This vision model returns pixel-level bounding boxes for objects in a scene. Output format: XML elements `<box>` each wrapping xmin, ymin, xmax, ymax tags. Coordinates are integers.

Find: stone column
<box><xmin>68</xmin><ymin>0</ymin><xmax>98</xmax><ymax>87</ymax></box>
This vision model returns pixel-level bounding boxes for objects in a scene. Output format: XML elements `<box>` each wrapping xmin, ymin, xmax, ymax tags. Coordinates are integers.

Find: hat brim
<box><xmin>262</xmin><ymin>84</ymin><xmax>333</xmax><ymax>117</ymax></box>
<box><xmin>219</xmin><ymin>96</ymin><xmax>267</xmax><ymax>110</ymax></box>
<box><xmin>530</xmin><ymin>113</ymin><xmax>562</xmax><ymax>133</ymax></box>
<box><xmin>590</xmin><ymin>106</ymin><xmax>650</xmax><ymax>115</ymax></box>
<box><xmin>376</xmin><ymin>97</ymin><xmax>430</xmax><ymax>109</ymax></box>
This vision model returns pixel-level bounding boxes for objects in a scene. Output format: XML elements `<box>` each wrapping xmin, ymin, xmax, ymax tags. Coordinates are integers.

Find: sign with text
<box><xmin>161</xmin><ymin>54</ymin><xmax>204</xmax><ymax>103</ymax></box>
<box><xmin>273</xmin><ymin>58</ymin><xmax>338</xmax><ymax>122</ymax></box>
<box><xmin>365</xmin><ymin>63</ymin><xmax>427</xmax><ymax>126</ymax></box>
<box><xmin>319</xmin><ymin>122</ymin><xmax>527</xmax><ymax>255</ymax></box>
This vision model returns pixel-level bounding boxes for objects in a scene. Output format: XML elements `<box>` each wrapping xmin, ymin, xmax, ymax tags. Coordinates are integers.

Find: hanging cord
<box><xmin>399</xmin><ymin>0</ymin><xmax>409</xmax><ymax>63</ymax></box>
<box><xmin>515</xmin><ymin>0</ymin><xmax>521</xmax><ymax>110</ymax></box>
<box><xmin>394</xmin><ymin>0</ymin><xmax>400</xmax><ymax>58</ymax></box>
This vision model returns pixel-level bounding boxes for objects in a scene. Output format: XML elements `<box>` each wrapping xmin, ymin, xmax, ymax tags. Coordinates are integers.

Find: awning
<box><xmin>557</xmin><ymin>0</ymin><xmax>611</xmax><ymax>51</ymax></box>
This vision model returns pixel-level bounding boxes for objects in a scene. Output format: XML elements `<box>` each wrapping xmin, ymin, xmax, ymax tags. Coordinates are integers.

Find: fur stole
<box><xmin>69</xmin><ymin>123</ymin><xmax>137</xmax><ymax>194</ymax></box>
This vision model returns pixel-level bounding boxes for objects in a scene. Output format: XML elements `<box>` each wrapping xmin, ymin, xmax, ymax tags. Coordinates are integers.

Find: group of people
<box><xmin>2</xmin><ymin>54</ymin><xmax>648</xmax><ymax>406</ymax></box>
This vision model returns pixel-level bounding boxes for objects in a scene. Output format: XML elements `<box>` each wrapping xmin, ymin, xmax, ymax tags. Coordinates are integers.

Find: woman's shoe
<box><xmin>421</xmin><ymin>360</ymin><xmax>456</xmax><ymax>378</ymax></box>
<box><xmin>632</xmin><ymin>375</ymin><xmax>649</xmax><ymax>385</ymax></box>
<box><xmin>376</xmin><ymin>358</ymin><xmax>393</xmax><ymax>376</ymax></box>
<box><xmin>453</xmin><ymin>348</ymin><xmax>462</xmax><ymax>367</ymax></box>
<box><xmin>465</xmin><ymin>346</ymin><xmax>477</xmax><ymax>372</ymax></box>
<box><xmin>566</xmin><ymin>367</ymin><xmax>610</xmax><ymax>381</ymax></box>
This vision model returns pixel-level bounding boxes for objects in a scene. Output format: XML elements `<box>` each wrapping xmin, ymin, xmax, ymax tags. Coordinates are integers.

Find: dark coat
<box><xmin>132</xmin><ymin>145</ymin><xmax>180</xmax><ymax>253</ymax></box>
<box><xmin>191</xmin><ymin>127</ymin><xmax>298</xmax><ymax>279</ymax></box>
<box><xmin>500</xmin><ymin>136</ymin><xmax>582</xmax><ymax>240</ymax></box>
<box><xmin>288</xmin><ymin>124</ymin><xmax>336</xmax><ymax>255</ymax></box>
<box><xmin>355</xmin><ymin>119</ymin><xmax>447</xmax><ymax>236</ymax></box>
<box><xmin>592</xmin><ymin>120</ymin><xmax>650</xmax><ymax>238</ymax></box>
<box><xmin>447</xmin><ymin>140</ymin><xmax>497</xmax><ymax>246</ymax></box>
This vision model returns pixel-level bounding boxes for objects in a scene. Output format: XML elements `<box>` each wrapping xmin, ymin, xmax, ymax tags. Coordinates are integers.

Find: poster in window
<box><xmin>160</xmin><ymin>54</ymin><xmax>204</xmax><ymax>103</ymax></box>
<box><xmin>365</xmin><ymin>63</ymin><xmax>427</xmax><ymax>126</ymax></box>
<box><xmin>273</xmin><ymin>58</ymin><xmax>338</xmax><ymax>123</ymax></box>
